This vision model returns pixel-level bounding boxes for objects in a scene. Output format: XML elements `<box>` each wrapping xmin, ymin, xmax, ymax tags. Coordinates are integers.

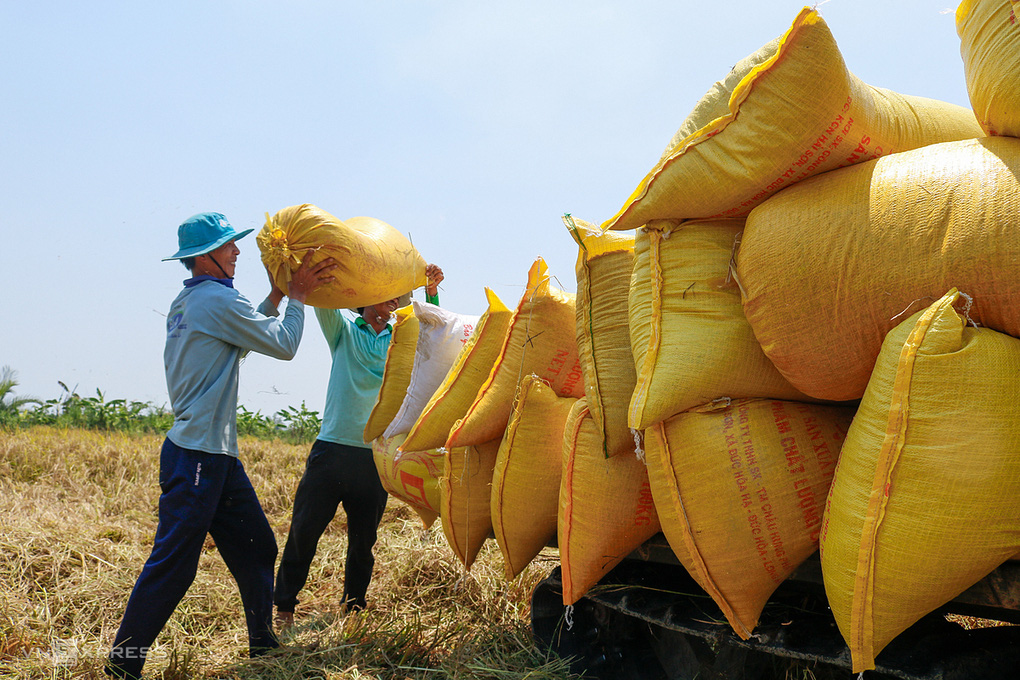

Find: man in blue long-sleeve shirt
<box><xmin>106</xmin><ymin>212</ymin><xmax>336</xmax><ymax>679</ymax></box>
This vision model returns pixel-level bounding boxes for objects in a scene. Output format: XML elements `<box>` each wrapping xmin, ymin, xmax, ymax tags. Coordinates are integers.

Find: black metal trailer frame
<box><xmin>531</xmin><ymin>535</ymin><xmax>1020</xmax><ymax>679</ymax></box>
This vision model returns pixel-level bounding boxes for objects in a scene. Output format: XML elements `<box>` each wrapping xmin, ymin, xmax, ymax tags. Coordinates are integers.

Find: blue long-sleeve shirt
<box><xmin>164</xmin><ymin>277</ymin><xmax>305</xmax><ymax>456</ymax></box>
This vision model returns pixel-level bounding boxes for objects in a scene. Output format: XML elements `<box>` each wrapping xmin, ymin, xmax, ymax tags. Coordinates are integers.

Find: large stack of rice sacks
<box><xmin>360</xmin><ymin>2</ymin><xmax>1020</xmax><ymax>673</ymax></box>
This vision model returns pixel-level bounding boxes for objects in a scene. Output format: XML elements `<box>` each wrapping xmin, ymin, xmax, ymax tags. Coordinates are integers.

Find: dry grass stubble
<box><xmin>0</xmin><ymin>427</ymin><xmax>576</xmax><ymax>679</ymax></box>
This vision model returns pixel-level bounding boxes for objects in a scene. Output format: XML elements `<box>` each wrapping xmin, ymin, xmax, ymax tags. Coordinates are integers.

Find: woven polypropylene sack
<box><xmin>629</xmin><ymin>218</ymin><xmax>811</xmax><ymax>431</ymax></box>
<box><xmin>447</xmin><ymin>258</ymin><xmax>583</xmax><ymax>449</ymax></box>
<box><xmin>559</xmin><ymin>399</ymin><xmax>659</xmax><ymax>606</ymax></box>
<box><xmin>364</xmin><ymin>305</ymin><xmax>419</xmax><ymax>442</ymax></box>
<box><xmin>372</xmin><ymin>433</ymin><xmax>443</xmax><ymax>529</ymax></box>
<box><xmin>491</xmin><ymin>375</ymin><xmax>578</xmax><ymax>580</ymax></box>
<box><xmin>400</xmin><ymin>288</ymin><xmax>513</xmax><ymax>452</ymax></box>
<box><xmin>736</xmin><ymin>136</ymin><xmax>1020</xmax><ymax>402</ymax></box>
<box><xmin>440</xmin><ymin>438</ymin><xmax>501</xmax><ymax>571</ymax></box>
<box><xmin>382</xmin><ymin>301</ymin><xmax>480</xmax><ymax>439</ymax></box>
<box><xmin>564</xmin><ymin>215</ymin><xmax>637</xmax><ymax>457</ymax></box>
<box><xmin>958</xmin><ymin>0</ymin><xmax>1020</xmax><ymax>137</ymax></box>
<box><xmin>258</xmin><ymin>204</ymin><xmax>427</xmax><ymax>309</ymax></box>
<box><xmin>646</xmin><ymin>398</ymin><xmax>854</xmax><ymax>639</ymax></box>
<box><xmin>819</xmin><ymin>289</ymin><xmax>1020</xmax><ymax>673</ymax></box>
<box><xmin>601</xmin><ymin>7</ymin><xmax>982</xmax><ymax>231</ymax></box>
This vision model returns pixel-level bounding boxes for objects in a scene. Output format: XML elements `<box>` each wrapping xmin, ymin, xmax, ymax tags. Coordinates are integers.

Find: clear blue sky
<box><xmin>1</xmin><ymin>1</ymin><xmax>971</xmax><ymax>417</ymax></box>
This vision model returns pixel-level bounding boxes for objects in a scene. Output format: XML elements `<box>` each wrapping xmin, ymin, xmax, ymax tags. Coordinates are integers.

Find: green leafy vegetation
<box><xmin>0</xmin><ymin>367</ymin><xmax>320</xmax><ymax>444</ymax></box>
<box><xmin>0</xmin><ymin>366</ymin><xmax>42</xmax><ymax>428</ymax></box>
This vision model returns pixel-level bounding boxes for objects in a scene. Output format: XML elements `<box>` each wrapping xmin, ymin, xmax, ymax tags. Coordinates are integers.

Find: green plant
<box><xmin>236</xmin><ymin>406</ymin><xmax>280</xmax><ymax>440</ymax></box>
<box><xmin>0</xmin><ymin>366</ymin><xmax>41</xmax><ymax>428</ymax></box>
<box><xmin>17</xmin><ymin>381</ymin><xmax>173</xmax><ymax>434</ymax></box>
<box><xmin>4</xmin><ymin>372</ymin><xmax>319</xmax><ymax>443</ymax></box>
<box><xmin>275</xmin><ymin>401</ymin><xmax>322</xmax><ymax>444</ymax></box>
<box><xmin>72</xmin><ymin>389</ymin><xmax>129</xmax><ymax>430</ymax></box>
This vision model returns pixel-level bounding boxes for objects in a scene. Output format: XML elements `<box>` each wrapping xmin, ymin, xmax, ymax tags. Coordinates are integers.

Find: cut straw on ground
<box><xmin>0</xmin><ymin>427</ymin><xmax>578</xmax><ymax>679</ymax></box>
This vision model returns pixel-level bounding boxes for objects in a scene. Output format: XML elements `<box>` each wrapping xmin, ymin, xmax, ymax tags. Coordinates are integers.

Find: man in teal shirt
<box><xmin>275</xmin><ymin>264</ymin><xmax>443</xmax><ymax>626</ymax></box>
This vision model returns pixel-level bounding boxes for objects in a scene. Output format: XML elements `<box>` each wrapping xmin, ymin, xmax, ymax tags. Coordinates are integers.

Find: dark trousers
<box><xmin>107</xmin><ymin>439</ymin><xmax>278</xmax><ymax>679</ymax></box>
<box><xmin>274</xmin><ymin>439</ymin><xmax>388</xmax><ymax>612</ymax></box>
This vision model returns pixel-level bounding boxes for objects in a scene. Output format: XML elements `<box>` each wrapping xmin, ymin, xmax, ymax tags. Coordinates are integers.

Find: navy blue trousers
<box><xmin>107</xmin><ymin>439</ymin><xmax>277</xmax><ymax>678</ymax></box>
<box><xmin>274</xmin><ymin>439</ymin><xmax>388</xmax><ymax>613</ymax></box>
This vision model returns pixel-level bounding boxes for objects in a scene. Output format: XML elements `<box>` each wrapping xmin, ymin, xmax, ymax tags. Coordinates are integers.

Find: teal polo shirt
<box><xmin>315</xmin><ymin>309</ymin><xmax>391</xmax><ymax>448</ymax></box>
<box><xmin>314</xmin><ymin>293</ymin><xmax>439</xmax><ymax>448</ymax></box>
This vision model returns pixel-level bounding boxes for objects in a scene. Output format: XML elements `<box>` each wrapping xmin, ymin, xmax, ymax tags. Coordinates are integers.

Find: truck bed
<box><xmin>531</xmin><ymin>534</ymin><xmax>1020</xmax><ymax>680</ymax></box>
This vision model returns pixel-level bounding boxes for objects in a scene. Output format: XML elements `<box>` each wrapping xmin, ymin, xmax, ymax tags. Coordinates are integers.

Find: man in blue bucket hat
<box><xmin>106</xmin><ymin>212</ymin><xmax>337</xmax><ymax>679</ymax></box>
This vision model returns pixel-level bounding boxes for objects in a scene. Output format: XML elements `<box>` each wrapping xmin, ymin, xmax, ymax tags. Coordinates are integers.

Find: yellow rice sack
<box><xmin>258</xmin><ymin>204</ymin><xmax>427</xmax><ymax>309</ymax></box>
<box><xmin>372</xmin><ymin>433</ymin><xmax>443</xmax><ymax>529</ymax></box>
<box><xmin>958</xmin><ymin>0</ymin><xmax>1020</xmax><ymax>137</ymax></box>
<box><xmin>364</xmin><ymin>305</ymin><xmax>418</xmax><ymax>443</ymax></box>
<box><xmin>819</xmin><ymin>289</ymin><xmax>1020</xmax><ymax>673</ymax></box>
<box><xmin>601</xmin><ymin>7</ymin><xmax>983</xmax><ymax>231</ymax></box>
<box><xmin>646</xmin><ymin>398</ymin><xmax>854</xmax><ymax>639</ymax></box>
<box><xmin>736</xmin><ymin>136</ymin><xmax>1020</xmax><ymax>402</ymax></box>
<box><xmin>400</xmin><ymin>288</ymin><xmax>513</xmax><ymax>452</ymax></box>
<box><xmin>447</xmin><ymin>258</ymin><xmax>583</xmax><ymax>449</ymax></box>
<box><xmin>440</xmin><ymin>438</ymin><xmax>501</xmax><ymax>570</ymax></box>
<box><xmin>491</xmin><ymin>375</ymin><xmax>578</xmax><ymax>580</ymax></box>
<box><xmin>564</xmin><ymin>215</ymin><xmax>638</xmax><ymax>457</ymax></box>
<box><xmin>559</xmin><ymin>399</ymin><xmax>660</xmax><ymax>606</ymax></box>
<box><xmin>629</xmin><ymin>218</ymin><xmax>811</xmax><ymax>431</ymax></box>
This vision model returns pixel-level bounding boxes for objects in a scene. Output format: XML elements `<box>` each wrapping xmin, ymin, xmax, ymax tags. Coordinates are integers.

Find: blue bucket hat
<box><xmin>162</xmin><ymin>212</ymin><xmax>254</xmax><ymax>261</ymax></box>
